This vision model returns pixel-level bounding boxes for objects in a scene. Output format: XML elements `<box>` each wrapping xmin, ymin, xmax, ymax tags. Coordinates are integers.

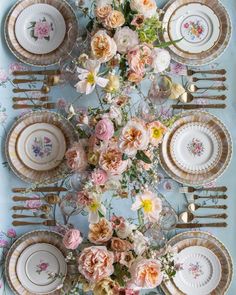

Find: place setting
<box><xmin>0</xmin><ymin>0</ymin><xmax>234</xmax><ymax>294</ymax></box>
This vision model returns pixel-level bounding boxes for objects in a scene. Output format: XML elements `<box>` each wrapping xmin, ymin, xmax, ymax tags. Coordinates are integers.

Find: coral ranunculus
<box><xmin>78</xmin><ymin>246</ymin><xmax>114</xmax><ymax>282</ymax></box>
<box><xmin>130</xmin><ymin>259</ymin><xmax>163</xmax><ymax>289</ymax></box>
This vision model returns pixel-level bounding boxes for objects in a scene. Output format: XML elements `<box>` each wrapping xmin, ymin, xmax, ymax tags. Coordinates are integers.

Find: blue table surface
<box><xmin>0</xmin><ymin>0</ymin><xmax>236</xmax><ymax>294</ymax></box>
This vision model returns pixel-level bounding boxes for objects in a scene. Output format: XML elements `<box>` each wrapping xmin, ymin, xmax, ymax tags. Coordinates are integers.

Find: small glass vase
<box><xmin>148</xmin><ymin>75</ymin><xmax>172</xmax><ymax>105</ymax></box>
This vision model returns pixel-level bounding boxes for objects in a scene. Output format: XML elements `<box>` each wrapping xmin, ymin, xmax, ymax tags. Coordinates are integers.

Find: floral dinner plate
<box><xmin>15</xmin><ymin>4</ymin><xmax>66</xmax><ymax>55</ymax></box>
<box><xmin>173</xmin><ymin>246</ymin><xmax>222</xmax><ymax>295</ymax></box>
<box><xmin>16</xmin><ymin>243</ymin><xmax>67</xmax><ymax>294</ymax></box>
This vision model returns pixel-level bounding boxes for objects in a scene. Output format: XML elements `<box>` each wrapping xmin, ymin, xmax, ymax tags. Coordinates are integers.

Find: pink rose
<box><xmin>34</xmin><ymin>21</ymin><xmax>52</xmax><ymax>39</ymax></box>
<box><xmin>62</xmin><ymin>229</ymin><xmax>83</xmax><ymax>250</ymax></box>
<box><xmin>78</xmin><ymin>246</ymin><xmax>114</xmax><ymax>283</ymax></box>
<box><xmin>95</xmin><ymin>118</ymin><xmax>114</xmax><ymax>141</ymax></box>
<box><xmin>77</xmin><ymin>190</ymin><xmax>92</xmax><ymax>206</ymax></box>
<box><xmin>65</xmin><ymin>143</ymin><xmax>88</xmax><ymax>172</ymax></box>
<box><xmin>130</xmin><ymin>259</ymin><xmax>163</xmax><ymax>289</ymax></box>
<box><xmin>7</xmin><ymin>228</ymin><xmax>16</xmax><ymax>238</ymax></box>
<box><xmin>91</xmin><ymin>168</ymin><xmax>108</xmax><ymax>185</ymax></box>
<box><xmin>111</xmin><ymin>238</ymin><xmax>133</xmax><ymax>252</ymax></box>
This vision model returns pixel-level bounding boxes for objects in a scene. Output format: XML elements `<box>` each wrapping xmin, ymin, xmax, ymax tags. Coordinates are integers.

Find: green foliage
<box><xmin>137</xmin><ymin>17</ymin><xmax>162</xmax><ymax>44</ymax></box>
<box><xmin>112</xmin><ymin>263</ymin><xmax>131</xmax><ymax>287</ymax></box>
<box><xmin>136</xmin><ymin>150</ymin><xmax>152</xmax><ymax>164</ymax></box>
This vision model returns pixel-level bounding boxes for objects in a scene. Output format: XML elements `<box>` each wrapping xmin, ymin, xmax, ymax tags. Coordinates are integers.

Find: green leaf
<box><xmin>136</xmin><ymin>150</ymin><xmax>152</xmax><ymax>164</ymax></box>
<box><xmin>122</xmin><ymin>153</ymin><xmax>128</xmax><ymax>160</ymax></box>
<box><xmin>156</xmin><ymin>38</ymin><xmax>183</xmax><ymax>48</ymax></box>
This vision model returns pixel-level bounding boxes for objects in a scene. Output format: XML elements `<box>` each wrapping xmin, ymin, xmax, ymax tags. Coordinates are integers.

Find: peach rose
<box><xmin>94</xmin><ymin>277</ymin><xmax>119</xmax><ymax>295</ymax></box>
<box><xmin>62</xmin><ymin>229</ymin><xmax>83</xmax><ymax>250</ymax></box>
<box><xmin>111</xmin><ymin>237</ymin><xmax>133</xmax><ymax>252</ymax></box>
<box><xmin>88</xmin><ymin>218</ymin><xmax>113</xmax><ymax>244</ymax></box>
<box><xmin>99</xmin><ymin>145</ymin><xmax>128</xmax><ymax>175</ymax></box>
<box><xmin>78</xmin><ymin>246</ymin><xmax>114</xmax><ymax>282</ymax></box>
<box><xmin>128</xmin><ymin>71</ymin><xmax>144</xmax><ymax>84</ymax></box>
<box><xmin>130</xmin><ymin>259</ymin><xmax>163</xmax><ymax>289</ymax></box>
<box><xmin>119</xmin><ymin>118</ymin><xmax>149</xmax><ymax>156</ymax></box>
<box><xmin>103</xmin><ymin>10</ymin><xmax>125</xmax><ymax>29</ymax></box>
<box><xmin>65</xmin><ymin>143</ymin><xmax>88</xmax><ymax>172</ymax></box>
<box><xmin>91</xmin><ymin>30</ymin><xmax>117</xmax><ymax>62</ymax></box>
<box><xmin>96</xmin><ymin>5</ymin><xmax>112</xmax><ymax>20</ymax></box>
<box><xmin>127</xmin><ymin>44</ymin><xmax>152</xmax><ymax>75</ymax></box>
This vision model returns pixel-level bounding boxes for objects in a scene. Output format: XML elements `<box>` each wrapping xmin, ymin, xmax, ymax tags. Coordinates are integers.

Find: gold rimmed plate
<box><xmin>5</xmin><ymin>230</ymin><xmax>69</xmax><ymax>295</ymax></box>
<box><xmin>6</xmin><ymin>111</ymin><xmax>78</xmax><ymax>184</ymax></box>
<box><xmin>161</xmin><ymin>231</ymin><xmax>233</xmax><ymax>295</ymax></box>
<box><xmin>159</xmin><ymin>111</ymin><xmax>232</xmax><ymax>186</ymax></box>
<box><xmin>5</xmin><ymin>0</ymin><xmax>78</xmax><ymax>66</ymax></box>
<box><xmin>162</xmin><ymin>0</ymin><xmax>232</xmax><ymax>65</ymax></box>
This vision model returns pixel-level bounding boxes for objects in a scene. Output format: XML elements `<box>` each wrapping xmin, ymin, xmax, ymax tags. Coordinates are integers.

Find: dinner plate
<box><xmin>161</xmin><ymin>232</ymin><xmax>233</xmax><ymax>295</ymax></box>
<box><xmin>5</xmin><ymin>0</ymin><xmax>78</xmax><ymax>66</ymax></box>
<box><xmin>170</xmin><ymin>122</ymin><xmax>222</xmax><ymax>173</ymax></box>
<box><xmin>16</xmin><ymin>243</ymin><xmax>67</xmax><ymax>294</ymax></box>
<box><xmin>6</xmin><ymin>111</ymin><xmax>78</xmax><ymax>183</ymax></box>
<box><xmin>173</xmin><ymin>246</ymin><xmax>221</xmax><ymax>294</ymax></box>
<box><xmin>15</xmin><ymin>4</ymin><xmax>66</xmax><ymax>55</ymax></box>
<box><xmin>5</xmin><ymin>230</ymin><xmax>69</xmax><ymax>295</ymax></box>
<box><xmin>162</xmin><ymin>0</ymin><xmax>231</xmax><ymax>65</ymax></box>
<box><xmin>159</xmin><ymin>111</ymin><xmax>232</xmax><ymax>185</ymax></box>
<box><xmin>17</xmin><ymin>123</ymin><xmax>66</xmax><ymax>171</ymax></box>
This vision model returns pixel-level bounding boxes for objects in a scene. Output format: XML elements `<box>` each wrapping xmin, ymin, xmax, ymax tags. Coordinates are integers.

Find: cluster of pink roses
<box><xmin>63</xmin><ymin>216</ymin><xmax>164</xmax><ymax>293</ymax></box>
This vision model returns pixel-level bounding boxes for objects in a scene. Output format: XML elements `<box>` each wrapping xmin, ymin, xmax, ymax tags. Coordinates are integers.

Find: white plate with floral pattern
<box><xmin>170</xmin><ymin>122</ymin><xmax>222</xmax><ymax>173</ymax></box>
<box><xmin>15</xmin><ymin>3</ymin><xmax>66</xmax><ymax>54</ymax></box>
<box><xmin>173</xmin><ymin>246</ymin><xmax>222</xmax><ymax>295</ymax></box>
<box><xmin>16</xmin><ymin>123</ymin><xmax>66</xmax><ymax>171</ymax></box>
<box><xmin>168</xmin><ymin>3</ymin><xmax>220</xmax><ymax>54</ymax></box>
<box><xmin>16</xmin><ymin>243</ymin><xmax>67</xmax><ymax>294</ymax></box>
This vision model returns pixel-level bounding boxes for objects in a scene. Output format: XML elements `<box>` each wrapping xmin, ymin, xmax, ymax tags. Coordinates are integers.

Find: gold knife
<box><xmin>12</xmin><ymin>187</ymin><xmax>67</xmax><ymax>193</ymax></box>
<box><xmin>172</xmin><ymin>104</ymin><xmax>226</xmax><ymax>110</ymax></box>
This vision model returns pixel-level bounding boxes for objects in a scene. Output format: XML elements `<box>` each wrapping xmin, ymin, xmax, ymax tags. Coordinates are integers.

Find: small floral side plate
<box><xmin>173</xmin><ymin>246</ymin><xmax>221</xmax><ymax>295</ymax></box>
<box><xmin>16</xmin><ymin>243</ymin><xmax>67</xmax><ymax>294</ymax></box>
<box><xmin>15</xmin><ymin>3</ymin><xmax>66</xmax><ymax>54</ymax></box>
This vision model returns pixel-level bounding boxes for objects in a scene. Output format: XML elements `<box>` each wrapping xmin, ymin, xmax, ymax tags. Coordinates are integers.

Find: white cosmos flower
<box><xmin>75</xmin><ymin>59</ymin><xmax>109</xmax><ymax>95</ymax></box>
<box><xmin>86</xmin><ymin>195</ymin><xmax>106</xmax><ymax>224</ymax></box>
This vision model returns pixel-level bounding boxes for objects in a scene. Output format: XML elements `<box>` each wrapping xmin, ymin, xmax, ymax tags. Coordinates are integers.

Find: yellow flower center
<box><xmin>89</xmin><ymin>200</ymin><xmax>100</xmax><ymax>212</ymax></box>
<box><xmin>87</xmin><ymin>72</ymin><xmax>96</xmax><ymax>84</ymax></box>
<box><xmin>151</xmin><ymin>127</ymin><xmax>162</xmax><ymax>139</ymax></box>
<box><xmin>141</xmin><ymin>199</ymin><xmax>153</xmax><ymax>213</ymax></box>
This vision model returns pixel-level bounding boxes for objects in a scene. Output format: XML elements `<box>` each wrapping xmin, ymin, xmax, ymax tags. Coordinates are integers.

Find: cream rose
<box><xmin>103</xmin><ymin>10</ymin><xmax>125</xmax><ymax>29</ymax></box>
<box><xmin>151</xmin><ymin>48</ymin><xmax>171</xmax><ymax>73</ymax></box>
<box><xmin>94</xmin><ymin>278</ymin><xmax>119</xmax><ymax>295</ymax></box>
<box><xmin>96</xmin><ymin>5</ymin><xmax>112</xmax><ymax>20</ymax></box>
<box><xmin>78</xmin><ymin>246</ymin><xmax>114</xmax><ymax>283</ymax></box>
<box><xmin>88</xmin><ymin>218</ymin><xmax>113</xmax><ymax>244</ymax></box>
<box><xmin>91</xmin><ymin>30</ymin><xmax>117</xmax><ymax>63</ymax></box>
<box><xmin>114</xmin><ymin>27</ymin><xmax>139</xmax><ymax>54</ymax></box>
<box><xmin>130</xmin><ymin>0</ymin><xmax>157</xmax><ymax>18</ymax></box>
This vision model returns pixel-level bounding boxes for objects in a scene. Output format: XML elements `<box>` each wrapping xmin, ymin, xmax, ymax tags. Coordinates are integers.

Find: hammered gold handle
<box><xmin>13</xmin><ymin>70</ymin><xmax>60</xmax><ymax>76</ymax></box>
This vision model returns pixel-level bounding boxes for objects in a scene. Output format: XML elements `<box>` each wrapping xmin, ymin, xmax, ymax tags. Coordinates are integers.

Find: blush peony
<box><xmin>78</xmin><ymin>246</ymin><xmax>114</xmax><ymax>282</ymax></box>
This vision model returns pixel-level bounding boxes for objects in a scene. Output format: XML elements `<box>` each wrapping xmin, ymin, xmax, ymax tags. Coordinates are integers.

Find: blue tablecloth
<box><xmin>0</xmin><ymin>0</ymin><xmax>236</xmax><ymax>294</ymax></box>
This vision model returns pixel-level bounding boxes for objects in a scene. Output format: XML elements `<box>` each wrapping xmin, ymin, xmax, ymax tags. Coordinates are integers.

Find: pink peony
<box><xmin>65</xmin><ymin>143</ymin><xmax>88</xmax><ymax>172</ymax></box>
<box><xmin>91</xmin><ymin>168</ymin><xmax>108</xmax><ymax>185</ymax></box>
<box><xmin>130</xmin><ymin>259</ymin><xmax>163</xmax><ymax>289</ymax></box>
<box><xmin>62</xmin><ymin>229</ymin><xmax>83</xmax><ymax>250</ymax></box>
<box><xmin>95</xmin><ymin>118</ymin><xmax>114</xmax><ymax>141</ymax></box>
<box><xmin>34</xmin><ymin>21</ymin><xmax>52</xmax><ymax>39</ymax></box>
<box><xmin>78</xmin><ymin>246</ymin><xmax>114</xmax><ymax>283</ymax></box>
<box><xmin>7</xmin><ymin>228</ymin><xmax>16</xmax><ymax>238</ymax></box>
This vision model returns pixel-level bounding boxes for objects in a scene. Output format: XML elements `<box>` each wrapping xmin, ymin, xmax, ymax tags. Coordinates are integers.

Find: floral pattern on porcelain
<box><xmin>32</xmin><ymin>136</ymin><xmax>53</xmax><ymax>158</ymax></box>
<box><xmin>188</xmin><ymin>262</ymin><xmax>204</xmax><ymax>279</ymax></box>
<box><xmin>182</xmin><ymin>17</ymin><xmax>207</xmax><ymax>42</ymax></box>
<box><xmin>36</xmin><ymin>260</ymin><xmax>49</xmax><ymax>274</ymax></box>
<box><xmin>187</xmin><ymin>138</ymin><xmax>204</xmax><ymax>157</ymax></box>
<box><xmin>28</xmin><ymin>17</ymin><xmax>53</xmax><ymax>41</ymax></box>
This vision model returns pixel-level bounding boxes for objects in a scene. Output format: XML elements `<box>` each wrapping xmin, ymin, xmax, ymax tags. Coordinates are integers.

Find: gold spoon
<box><xmin>188</xmin><ymin>84</ymin><xmax>227</xmax><ymax>92</ymax></box>
<box><xmin>188</xmin><ymin>203</ymin><xmax>227</xmax><ymax>212</ymax></box>
<box><xmin>12</xmin><ymin>220</ymin><xmax>56</xmax><ymax>226</ymax></box>
<box><xmin>13</xmin><ymin>85</ymin><xmax>51</xmax><ymax>94</ymax></box>
<box><xmin>12</xmin><ymin>213</ymin><xmax>49</xmax><ymax>219</ymax></box>
<box><xmin>12</xmin><ymin>194</ymin><xmax>60</xmax><ymax>205</ymax></box>
<box><xmin>12</xmin><ymin>204</ymin><xmax>51</xmax><ymax>213</ymax></box>
<box><xmin>13</xmin><ymin>75</ymin><xmax>61</xmax><ymax>86</ymax></box>
<box><xmin>179</xmin><ymin>211</ymin><xmax>228</xmax><ymax>223</ymax></box>
<box><xmin>179</xmin><ymin>92</ymin><xmax>226</xmax><ymax>103</ymax></box>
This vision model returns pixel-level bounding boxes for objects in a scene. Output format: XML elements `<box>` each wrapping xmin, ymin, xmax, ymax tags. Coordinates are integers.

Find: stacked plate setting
<box><xmin>161</xmin><ymin>231</ymin><xmax>233</xmax><ymax>295</ymax></box>
<box><xmin>5</xmin><ymin>231</ymin><xmax>68</xmax><ymax>295</ymax></box>
<box><xmin>159</xmin><ymin>111</ymin><xmax>232</xmax><ymax>186</ymax></box>
<box><xmin>5</xmin><ymin>111</ymin><xmax>78</xmax><ymax>183</ymax></box>
<box><xmin>162</xmin><ymin>0</ymin><xmax>232</xmax><ymax>65</ymax></box>
<box><xmin>5</xmin><ymin>0</ymin><xmax>78</xmax><ymax>66</ymax></box>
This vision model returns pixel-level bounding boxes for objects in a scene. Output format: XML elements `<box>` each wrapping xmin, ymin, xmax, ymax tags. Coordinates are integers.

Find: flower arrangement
<box><xmin>62</xmin><ymin>215</ymin><xmax>178</xmax><ymax>294</ymax></box>
<box><xmin>74</xmin><ymin>0</ymin><xmax>172</xmax><ymax>95</ymax></box>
